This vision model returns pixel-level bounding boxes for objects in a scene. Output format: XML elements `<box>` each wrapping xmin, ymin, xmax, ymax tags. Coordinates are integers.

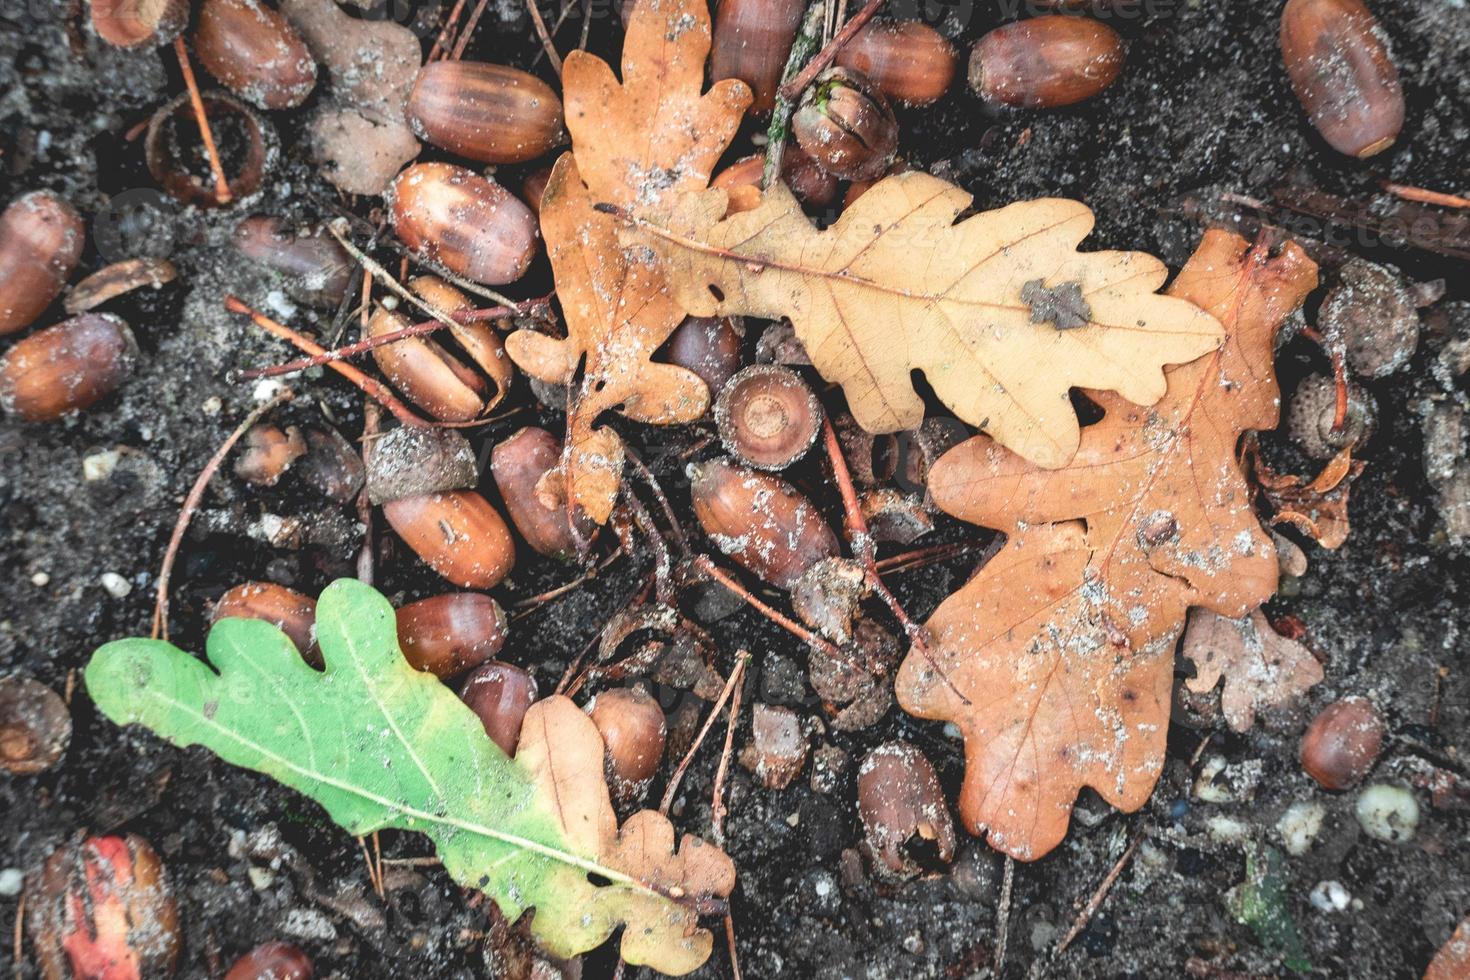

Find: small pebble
<box><xmin>201</xmin><ymin>395</ymin><xmax>222</xmax><ymax>416</ymax></box>
<box><xmin>82</xmin><ymin>448</ymin><xmax>120</xmax><ymax>482</ymax></box>
<box><xmin>1310</xmin><ymin>880</ymin><xmax>1351</xmax><ymax>913</ymax></box>
<box><xmin>1355</xmin><ymin>784</ymin><xmax>1420</xmax><ymax>843</ymax></box>
<box><xmin>253</xmin><ymin>379</ymin><xmax>287</xmax><ymax>404</ymax></box>
<box><xmin>100</xmin><ymin>572</ymin><xmax>132</xmax><ymax>598</ymax></box>
<box><xmin>0</xmin><ymin>868</ymin><xmax>23</xmax><ymax>897</ymax></box>
<box><xmin>30</xmin><ymin>572</ymin><xmax>50</xmax><ymax>587</ymax></box>
<box><xmin>280</xmin><ymin>907</ymin><xmax>337</xmax><ymax>942</ymax></box>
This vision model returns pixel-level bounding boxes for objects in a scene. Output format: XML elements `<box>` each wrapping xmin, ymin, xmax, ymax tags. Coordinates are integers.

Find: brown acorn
<box><xmin>212</xmin><ymin>582</ymin><xmax>319</xmax><ymax>663</ymax></box>
<box><xmin>27</xmin><ymin>835</ymin><xmax>181</xmax><ymax>980</ymax></box>
<box><xmin>711</xmin><ymin>147</ymin><xmax>840</xmax><ymax>213</ymax></box>
<box><xmin>1280</xmin><ymin>0</ymin><xmax>1404</xmax><ymax>158</ymax></box>
<box><xmin>1319</xmin><ymin>258</ymin><xmax>1418</xmax><ymax>378</ymax></box>
<box><xmin>146</xmin><ymin>91</ymin><xmax>272</xmax><ymax>207</ymax></box>
<box><xmin>234</xmin><ymin>216</ymin><xmax>354</xmax><ymax>309</ymax></box>
<box><xmin>234</xmin><ymin>423</ymin><xmax>307</xmax><ymax>487</ymax></box>
<box><xmin>792</xmin><ymin>67</ymin><xmax>899</xmax><ymax>181</ymax></box>
<box><xmin>586</xmin><ymin>686</ymin><xmax>667</xmax><ymax>803</ymax></box>
<box><xmin>408</xmin><ymin>61</ymin><xmax>566</xmax><ymax>164</ymax></box>
<box><xmin>710</xmin><ymin>0</ymin><xmax>807</xmax><ymax>115</ymax></box>
<box><xmin>836</xmin><ymin>20</ymin><xmax>957</xmax><ymax>106</ymax></box>
<box><xmin>194</xmin><ymin>0</ymin><xmax>317</xmax><ymax>110</ymax></box>
<box><xmin>296</xmin><ymin>426</ymin><xmax>366</xmax><ymax>504</ymax></box>
<box><xmin>366</xmin><ymin>276</ymin><xmax>512</xmax><ymax>422</ymax></box>
<box><xmin>89</xmin><ymin>0</ymin><xmax>190</xmax><ymax>48</ymax></box>
<box><xmin>522</xmin><ymin>166</ymin><xmax>553</xmax><ymax>215</ymax></box>
<box><xmin>714</xmin><ymin>365</ymin><xmax>823</xmax><ymax>470</ymax></box>
<box><xmin>382</xmin><ymin>490</ymin><xmax>516</xmax><ymax>589</ymax></box>
<box><xmin>1300</xmin><ymin>695</ymin><xmax>1385</xmax><ymax>790</ymax></box>
<box><xmin>224</xmin><ymin>942</ymin><xmax>314</xmax><ymax>980</ymax></box>
<box><xmin>0</xmin><ymin>313</ymin><xmax>137</xmax><ymax>423</ymax></box>
<box><xmin>390</xmin><ymin>163</ymin><xmax>539</xmax><ymax>286</ymax></box>
<box><xmin>491</xmin><ymin>426</ymin><xmax>592</xmax><ymax>559</ymax></box>
<box><xmin>969</xmin><ymin>15</ymin><xmax>1125</xmax><ymax>109</ymax></box>
<box><xmin>0</xmin><ymin>191</ymin><xmax>85</xmax><ymax>336</ymax></box>
<box><xmin>664</xmin><ymin>315</ymin><xmax>744</xmax><ymax>397</ymax></box>
<box><xmin>396</xmin><ymin>593</ymin><xmax>507</xmax><ymax>679</ymax></box>
<box><xmin>459</xmin><ymin>661</ymin><xmax>538</xmax><ymax>755</ymax></box>
<box><xmin>688</xmin><ymin>458</ymin><xmax>839</xmax><ymax>589</ymax></box>
<box><xmin>0</xmin><ymin>675</ymin><xmax>71</xmax><ymax>776</ymax></box>
<box><xmin>857</xmin><ymin>741</ymin><xmax>956</xmax><ymax>880</ymax></box>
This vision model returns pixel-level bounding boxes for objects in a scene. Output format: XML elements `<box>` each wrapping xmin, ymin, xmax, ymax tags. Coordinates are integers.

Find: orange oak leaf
<box><xmin>895</xmin><ymin>230</ymin><xmax>1319</xmax><ymax>860</ymax></box>
<box><xmin>505</xmin><ymin>0</ymin><xmax>751</xmax><ymax>522</ymax></box>
<box><xmin>633</xmin><ymin>172</ymin><xmax>1225</xmax><ymax>468</ymax></box>
<box><xmin>1182</xmin><ymin>607</ymin><xmax>1324</xmax><ymax>732</ymax></box>
<box><xmin>1426</xmin><ymin>917</ymin><xmax>1470</xmax><ymax>980</ymax></box>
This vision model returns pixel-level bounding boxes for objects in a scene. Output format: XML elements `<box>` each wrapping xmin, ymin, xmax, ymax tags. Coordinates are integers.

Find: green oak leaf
<box><xmin>85</xmin><ymin>578</ymin><xmax>733</xmax><ymax>975</ymax></box>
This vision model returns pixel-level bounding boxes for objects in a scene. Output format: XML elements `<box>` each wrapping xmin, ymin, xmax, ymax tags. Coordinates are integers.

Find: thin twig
<box><xmin>153</xmin><ymin>390</ymin><xmax>293</xmax><ymax>640</ymax></box>
<box><xmin>1381</xmin><ymin>181</ymin><xmax>1470</xmax><ymax>210</ymax></box>
<box><xmin>711</xmin><ymin>651</ymin><xmax>750</xmax><ymax>846</ymax></box>
<box><xmin>235</xmin><ymin>307</ymin><xmax>512</xmax><ymax>381</ymax></box>
<box><xmin>13</xmin><ymin>891</ymin><xmax>25</xmax><ymax>980</ymax></box>
<box><xmin>225</xmin><ymin>296</ymin><xmax>430</xmax><ymax>428</ymax></box>
<box><xmin>691</xmin><ymin>556</ymin><xmax>853</xmax><ymax>666</ymax></box>
<box><xmin>622</xmin><ymin>492</ymin><xmax>675</xmax><ymax>605</ymax></box>
<box><xmin>451</xmin><ymin>0</ymin><xmax>494</xmax><ymax>59</ymax></box>
<box><xmin>1051</xmin><ymin>832</ymin><xmax>1144</xmax><ymax>958</ymax></box>
<box><xmin>172</xmin><ymin>37</ymin><xmax>231</xmax><ymax>205</ymax></box>
<box><xmin>524</xmin><ymin>0</ymin><xmax>563</xmax><ymax>74</ymax></box>
<box><xmin>994</xmin><ymin>856</ymin><xmax>1015</xmax><ymax>977</ymax></box>
<box><xmin>873</xmin><ymin>541</ymin><xmax>981</xmax><ymax>574</ymax></box>
<box><xmin>509</xmin><ymin>546</ymin><xmax>625</xmax><ymax>619</ymax></box>
<box><xmin>660</xmin><ymin>651</ymin><xmax>751</xmax><ymax>815</ymax></box>
<box><xmin>763</xmin><ymin>0</ymin><xmax>827</xmax><ymax>190</ymax></box>
<box><xmin>624</xmin><ymin>446</ymin><xmax>690</xmax><ymax>553</ymax></box>
<box><xmin>357</xmin><ymin>835</ymin><xmax>381</xmax><ymax>898</ymax></box>
<box><xmin>821</xmin><ymin>419</ymin><xmax>968</xmax><ymax>702</ymax></box>
<box><xmin>426</xmin><ymin>0</ymin><xmax>468</xmax><ymax>60</ymax></box>
<box><xmin>725</xmin><ymin>914</ymin><xmax>744</xmax><ymax>980</ymax></box>
<box><xmin>776</xmin><ymin>0</ymin><xmax>882</xmax><ymax>103</ymax></box>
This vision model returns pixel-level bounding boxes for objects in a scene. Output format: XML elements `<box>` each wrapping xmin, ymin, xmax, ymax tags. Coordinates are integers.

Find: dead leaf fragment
<box><xmin>636</xmin><ymin>172</ymin><xmax>1225</xmax><ymax>468</ymax></box>
<box><xmin>515</xmin><ymin>696</ymin><xmax>736</xmax><ymax>972</ymax></box>
<box><xmin>505</xmin><ymin>0</ymin><xmax>751</xmax><ymax>522</ymax></box>
<box><xmin>1250</xmin><ymin>444</ymin><xmax>1363</xmax><ymax>550</ymax></box>
<box><xmin>1426</xmin><ymin>917</ymin><xmax>1470</xmax><ymax>980</ymax></box>
<box><xmin>1182</xmin><ymin>608</ymin><xmax>1324</xmax><ymax>732</ymax></box>
<box><xmin>895</xmin><ymin>230</ymin><xmax>1318</xmax><ymax>860</ymax></box>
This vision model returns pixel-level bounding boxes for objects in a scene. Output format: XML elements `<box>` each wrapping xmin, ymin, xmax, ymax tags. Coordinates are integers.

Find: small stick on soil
<box><xmin>764</xmin><ymin>0</ymin><xmax>827</xmax><ymax>190</ymax></box>
<box><xmin>13</xmin><ymin>891</ymin><xmax>24</xmax><ymax>980</ymax></box>
<box><xmin>994</xmin><ymin>856</ymin><xmax>1015</xmax><ymax>977</ymax></box>
<box><xmin>725</xmin><ymin>914</ymin><xmax>744</xmax><ymax>980</ymax></box>
<box><xmin>236</xmin><ymin>307</ymin><xmax>514</xmax><ymax>381</ymax></box>
<box><xmin>225</xmin><ymin>296</ymin><xmax>430</xmax><ymax>429</ymax></box>
<box><xmin>172</xmin><ymin>37</ymin><xmax>231</xmax><ymax>205</ymax></box>
<box><xmin>624</xmin><ymin>446</ymin><xmax>690</xmax><ymax>553</ymax></box>
<box><xmin>451</xmin><ymin>0</ymin><xmax>494</xmax><ymax>60</ymax></box>
<box><xmin>776</xmin><ymin>0</ymin><xmax>883</xmax><ymax>104</ymax></box>
<box><xmin>873</xmin><ymin>541</ymin><xmax>981</xmax><ymax>574</ymax></box>
<box><xmin>524</xmin><ymin>0</ymin><xmax>563</xmax><ymax>74</ymax></box>
<box><xmin>1381</xmin><ymin>181</ymin><xmax>1470</xmax><ymax>210</ymax></box>
<box><xmin>660</xmin><ymin>651</ymin><xmax>751</xmax><ymax>815</ymax></box>
<box><xmin>691</xmin><ymin>556</ymin><xmax>854</xmax><ymax>667</ymax></box>
<box><xmin>821</xmin><ymin>419</ymin><xmax>969</xmax><ymax>703</ymax></box>
<box><xmin>426</xmin><ymin>0</ymin><xmax>468</xmax><ymax>60</ymax></box>
<box><xmin>357</xmin><ymin>835</ymin><xmax>381</xmax><ymax>898</ymax></box>
<box><xmin>622</xmin><ymin>492</ymin><xmax>675</xmax><ymax>605</ymax></box>
<box><xmin>510</xmin><ymin>545</ymin><xmax>625</xmax><ymax>620</ymax></box>
<box><xmin>710</xmin><ymin>650</ymin><xmax>751</xmax><ymax>846</ymax></box>
<box><xmin>356</xmin><ymin>400</ymin><xmax>382</xmax><ymax>586</ymax></box>
<box><xmin>1050</xmin><ymin>832</ymin><xmax>1144</xmax><ymax>960</ymax></box>
<box><xmin>372</xmin><ymin>831</ymin><xmax>385</xmax><ymax>900</ymax></box>
<box><xmin>153</xmin><ymin>389</ymin><xmax>294</xmax><ymax>640</ymax></box>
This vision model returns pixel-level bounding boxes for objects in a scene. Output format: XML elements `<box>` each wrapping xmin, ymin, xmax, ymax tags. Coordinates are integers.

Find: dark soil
<box><xmin>3</xmin><ymin>1</ymin><xmax>1470</xmax><ymax>978</ymax></box>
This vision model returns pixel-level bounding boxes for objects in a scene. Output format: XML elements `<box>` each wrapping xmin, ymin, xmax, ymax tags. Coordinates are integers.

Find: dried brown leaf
<box><xmin>1182</xmin><ymin>608</ymin><xmax>1323</xmax><ymax>732</ymax></box>
<box><xmin>894</xmin><ymin>230</ymin><xmax>1318</xmax><ymax>860</ymax></box>
<box><xmin>634</xmin><ymin>173</ymin><xmax>1225</xmax><ymax>468</ymax></box>
<box><xmin>506</xmin><ymin>0</ymin><xmax>751</xmax><ymax>522</ymax></box>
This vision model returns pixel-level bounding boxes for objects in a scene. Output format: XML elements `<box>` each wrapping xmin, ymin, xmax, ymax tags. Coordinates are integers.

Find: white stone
<box><xmin>100</xmin><ymin>572</ymin><xmax>132</xmax><ymax>598</ymax></box>
<box><xmin>82</xmin><ymin>449</ymin><xmax>120</xmax><ymax>482</ymax></box>
<box><xmin>1355</xmin><ymin>784</ymin><xmax>1420</xmax><ymax>843</ymax></box>
<box><xmin>1310</xmin><ymin>880</ymin><xmax>1351</xmax><ymax>913</ymax></box>
<box><xmin>1276</xmin><ymin>800</ymin><xmax>1327</xmax><ymax>856</ymax></box>
<box><xmin>30</xmin><ymin>572</ymin><xmax>50</xmax><ymax>587</ymax></box>
<box><xmin>0</xmin><ymin>868</ymin><xmax>23</xmax><ymax>897</ymax></box>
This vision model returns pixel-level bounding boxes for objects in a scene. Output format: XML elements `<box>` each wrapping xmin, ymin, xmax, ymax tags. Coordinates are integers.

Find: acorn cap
<box><xmin>714</xmin><ymin>364</ymin><xmax>823</xmax><ymax>470</ymax></box>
